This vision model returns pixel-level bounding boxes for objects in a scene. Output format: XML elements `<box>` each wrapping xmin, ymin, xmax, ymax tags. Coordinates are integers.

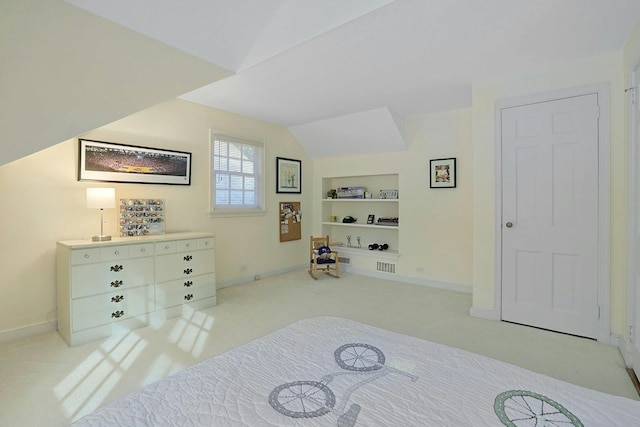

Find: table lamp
<box><xmin>87</xmin><ymin>188</ymin><xmax>116</xmax><ymax>241</ymax></box>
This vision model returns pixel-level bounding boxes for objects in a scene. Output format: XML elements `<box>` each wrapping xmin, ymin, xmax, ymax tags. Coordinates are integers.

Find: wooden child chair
<box><xmin>309</xmin><ymin>235</ymin><xmax>340</xmax><ymax>279</ymax></box>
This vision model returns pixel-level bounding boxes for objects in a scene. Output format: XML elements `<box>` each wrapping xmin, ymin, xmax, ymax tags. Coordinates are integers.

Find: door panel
<box><xmin>502</xmin><ymin>94</ymin><xmax>599</xmax><ymax>338</ymax></box>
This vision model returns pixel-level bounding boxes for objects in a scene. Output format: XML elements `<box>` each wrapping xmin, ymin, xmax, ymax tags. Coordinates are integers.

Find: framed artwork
<box><xmin>78</xmin><ymin>139</ymin><xmax>192</xmax><ymax>185</ymax></box>
<box><xmin>367</xmin><ymin>214</ymin><xmax>375</xmax><ymax>224</ymax></box>
<box><xmin>276</xmin><ymin>157</ymin><xmax>301</xmax><ymax>193</ymax></box>
<box><xmin>430</xmin><ymin>157</ymin><xmax>456</xmax><ymax>188</ymax></box>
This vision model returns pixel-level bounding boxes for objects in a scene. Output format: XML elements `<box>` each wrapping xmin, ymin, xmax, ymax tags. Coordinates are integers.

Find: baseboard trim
<box><xmin>216</xmin><ymin>263</ymin><xmax>308</xmax><ymax>289</ymax></box>
<box><xmin>0</xmin><ymin>321</ymin><xmax>57</xmax><ymax>344</ymax></box>
<box><xmin>469</xmin><ymin>306</ymin><xmax>501</xmax><ymax>321</ymax></box>
<box><xmin>627</xmin><ymin>368</ymin><xmax>640</xmax><ymax>397</ymax></box>
<box><xmin>343</xmin><ymin>266</ymin><xmax>472</xmax><ymax>294</ymax></box>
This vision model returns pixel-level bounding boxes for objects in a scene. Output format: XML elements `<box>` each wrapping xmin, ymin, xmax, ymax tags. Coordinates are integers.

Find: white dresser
<box><xmin>57</xmin><ymin>232</ymin><xmax>216</xmax><ymax>346</ymax></box>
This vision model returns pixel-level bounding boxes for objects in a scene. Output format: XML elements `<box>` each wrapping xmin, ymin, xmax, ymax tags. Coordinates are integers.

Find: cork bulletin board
<box><xmin>279</xmin><ymin>202</ymin><xmax>301</xmax><ymax>242</ymax></box>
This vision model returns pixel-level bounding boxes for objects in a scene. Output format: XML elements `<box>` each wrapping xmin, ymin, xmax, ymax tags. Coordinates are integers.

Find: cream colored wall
<box><xmin>312</xmin><ymin>109</ymin><xmax>473</xmax><ymax>287</ymax></box>
<box><xmin>0</xmin><ymin>99</ymin><xmax>311</xmax><ymax>334</ymax></box>
<box><xmin>471</xmin><ymin>52</ymin><xmax>627</xmax><ymax>335</ymax></box>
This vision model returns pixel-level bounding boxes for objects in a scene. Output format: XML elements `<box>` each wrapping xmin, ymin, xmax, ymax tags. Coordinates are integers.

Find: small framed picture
<box><xmin>367</xmin><ymin>214</ymin><xmax>375</xmax><ymax>224</ymax></box>
<box><xmin>430</xmin><ymin>158</ymin><xmax>456</xmax><ymax>188</ymax></box>
<box><xmin>276</xmin><ymin>157</ymin><xmax>302</xmax><ymax>194</ymax></box>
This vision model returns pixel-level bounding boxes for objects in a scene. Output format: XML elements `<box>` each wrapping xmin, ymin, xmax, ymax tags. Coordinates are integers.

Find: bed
<box><xmin>72</xmin><ymin>316</ymin><xmax>640</xmax><ymax>426</ymax></box>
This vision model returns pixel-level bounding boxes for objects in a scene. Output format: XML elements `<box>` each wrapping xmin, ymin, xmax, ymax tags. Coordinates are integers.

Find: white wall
<box><xmin>0</xmin><ymin>99</ymin><xmax>311</xmax><ymax>334</ymax></box>
<box><xmin>470</xmin><ymin>52</ymin><xmax>628</xmax><ymax>335</ymax></box>
<box><xmin>312</xmin><ymin>109</ymin><xmax>474</xmax><ymax>288</ymax></box>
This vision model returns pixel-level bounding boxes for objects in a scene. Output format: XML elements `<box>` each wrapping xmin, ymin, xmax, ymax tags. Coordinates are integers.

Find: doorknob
<box><xmin>505</xmin><ymin>222</ymin><xmax>513</xmax><ymax>228</ymax></box>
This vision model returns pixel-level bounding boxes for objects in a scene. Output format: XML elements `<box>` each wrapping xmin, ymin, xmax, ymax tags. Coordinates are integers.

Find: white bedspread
<box><xmin>72</xmin><ymin>316</ymin><xmax>640</xmax><ymax>426</ymax></box>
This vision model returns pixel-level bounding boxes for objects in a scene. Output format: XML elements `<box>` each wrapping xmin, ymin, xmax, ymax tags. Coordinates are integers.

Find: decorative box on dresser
<box><xmin>57</xmin><ymin>232</ymin><xmax>216</xmax><ymax>346</ymax></box>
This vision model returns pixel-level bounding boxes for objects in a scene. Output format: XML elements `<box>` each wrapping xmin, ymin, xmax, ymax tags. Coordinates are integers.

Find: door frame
<box><xmin>493</xmin><ymin>83</ymin><xmax>611</xmax><ymax>343</ymax></box>
<box><xmin>626</xmin><ymin>60</ymin><xmax>640</xmax><ymax>368</ymax></box>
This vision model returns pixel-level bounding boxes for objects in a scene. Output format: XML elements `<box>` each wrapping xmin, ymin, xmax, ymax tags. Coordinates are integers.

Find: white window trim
<box><xmin>209</xmin><ymin>132</ymin><xmax>266</xmax><ymax>217</ymax></box>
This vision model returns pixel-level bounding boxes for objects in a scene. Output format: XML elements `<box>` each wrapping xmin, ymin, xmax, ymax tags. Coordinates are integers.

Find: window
<box><xmin>210</xmin><ymin>133</ymin><xmax>265</xmax><ymax>215</ymax></box>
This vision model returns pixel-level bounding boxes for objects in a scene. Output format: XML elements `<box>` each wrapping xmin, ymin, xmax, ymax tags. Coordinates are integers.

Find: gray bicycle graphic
<box><xmin>494</xmin><ymin>390</ymin><xmax>583</xmax><ymax>427</ymax></box>
<box><xmin>269</xmin><ymin>343</ymin><xmax>418</xmax><ymax>426</ymax></box>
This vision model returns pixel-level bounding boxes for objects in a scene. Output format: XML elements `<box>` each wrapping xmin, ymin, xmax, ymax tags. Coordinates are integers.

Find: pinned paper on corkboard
<box><xmin>279</xmin><ymin>202</ymin><xmax>301</xmax><ymax>242</ymax></box>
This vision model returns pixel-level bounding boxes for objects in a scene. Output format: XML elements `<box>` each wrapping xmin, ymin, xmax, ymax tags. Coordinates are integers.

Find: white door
<box><xmin>501</xmin><ymin>94</ymin><xmax>600</xmax><ymax>338</ymax></box>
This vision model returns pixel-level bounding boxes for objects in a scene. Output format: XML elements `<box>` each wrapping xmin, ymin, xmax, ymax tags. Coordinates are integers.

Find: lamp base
<box><xmin>92</xmin><ymin>235</ymin><xmax>112</xmax><ymax>242</ymax></box>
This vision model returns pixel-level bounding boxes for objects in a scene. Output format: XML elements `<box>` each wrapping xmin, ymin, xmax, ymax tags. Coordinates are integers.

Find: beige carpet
<box><xmin>0</xmin><ymin>269</ymin><xmax>636</xmax><ymax>426</ymax></box>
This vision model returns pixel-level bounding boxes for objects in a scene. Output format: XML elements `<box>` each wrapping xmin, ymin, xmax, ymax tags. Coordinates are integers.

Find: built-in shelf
<box><xmin>321</xmin><ymin>221</ymin><xmax>398</xmax><ymax>230</ymax></box>
<box><xmin>322</xmin><ymin>198</ymin><xmax>399</xmax><ymax>202</ymax></box>
<box><xmin>333</xmin><ymin>246</ymin><xmax>400</xmax><ymax>260</ymax></box>
<box><xmin>321</xmin><ymin>174</ymin><xmax>400</xmax><ymax>267</ymax></box>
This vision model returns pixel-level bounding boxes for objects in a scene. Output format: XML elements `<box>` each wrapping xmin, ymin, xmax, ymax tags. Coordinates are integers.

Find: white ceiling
<box><xmin>65</xmin><ymin>0</ymin><xmax>640</xmax><ymax>157</ymax></box>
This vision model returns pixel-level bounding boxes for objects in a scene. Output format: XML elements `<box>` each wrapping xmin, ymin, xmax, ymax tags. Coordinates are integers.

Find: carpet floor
<box><xmin>0</xmin><ymin>269</ymin><xmax>636</xmax><ymax>426</ymax></box>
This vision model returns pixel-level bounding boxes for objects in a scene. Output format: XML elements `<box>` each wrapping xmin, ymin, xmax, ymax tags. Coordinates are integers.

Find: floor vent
<box><xmin>377</xmin><ymin>262</ymin><xmax>396</xmax><ymax>274</ymax></box>
<box><xmin>338</xmin><ymin>257</ymin><xmax>351</xmax><ymax>264</ymax></box>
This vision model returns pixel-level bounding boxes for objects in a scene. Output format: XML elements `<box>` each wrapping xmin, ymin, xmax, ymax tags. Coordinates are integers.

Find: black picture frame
<box><xmin>276</xmin><ymin>157</ymin><xmax>302</xmax><ymax>194</ymax></box>
<box><xmin>78</xmin><ymin>139</ymin><xmax>192</xmax><ymax>185</ymax></box>
<box><xmin>430</xmin><ymin>157</ymin><xmax>456</xmax><ymax>189</ymax></box>
<box><xmin>367</xmin><ymin>214</ymin><xmax>375</xmax><ymax>224</ymax></box>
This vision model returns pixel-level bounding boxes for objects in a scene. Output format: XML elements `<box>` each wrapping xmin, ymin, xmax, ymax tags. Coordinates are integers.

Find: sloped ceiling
<box><xmin>0</xmin><ymin>0</ymin><xmax>232</xmax><ymax>166</ymax></box>
<box><xmin>288</xmin><ymin>108</ymin><xmax>406</xmax><ymax>158</ymax></box>
<box><xmin>25</xmin><ymin>1</ymin><xmax>640</xmax><ymax>159</ymax></box>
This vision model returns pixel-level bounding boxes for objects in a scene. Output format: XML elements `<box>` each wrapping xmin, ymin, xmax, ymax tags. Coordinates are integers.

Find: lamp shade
<box><xmin>86</xmin><ymin>188</ymin><xmax>116</xmax><ymax>209</ymax></box>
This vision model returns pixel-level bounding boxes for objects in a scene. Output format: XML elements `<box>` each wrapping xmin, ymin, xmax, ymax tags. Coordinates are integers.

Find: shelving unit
<box><xmin>321</xmin><ymin>174</ymin><xmax>399</xmax><ymax>260</ymax></box>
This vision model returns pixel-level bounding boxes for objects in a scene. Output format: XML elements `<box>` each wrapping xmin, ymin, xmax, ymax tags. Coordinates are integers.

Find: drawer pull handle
<box><xmin>114</xmin><ymin>251</ymin><xmax>119</xmax><ymax>255</ymax></box>
<box><xmin>184</xmin><ymin>294</ymin><xmax>194</xmax><ymax>301</ymax></box>
<box><xmin>84</xmin><ymin>254</ymin><xmax>90</xmax><ymax>259</ymax></box>
<box><xmin>184</xmin><ymin>268</ymin><xmax>193</xmax><ymax>275</ymax></box>
<box><xmin>141</xmin><ymin>248</ymin><xmax>146</xmax><ymax>252</ymax></box>
<box><xmin>110</xmin><ymin>280</ymin><xmax>123</xmax><ymax>288</ymax></box>
<box><xmin>111</xmin><ymin>295</ymin><xmax>124</xmax><ymax>303</ymax></box>
<box><xmin>165</xmin><ymin>245</ymin><xmax>170</xmax><ymax>250</ymax></box>
<box><xmin>184</xmin><ymin>255</ymin><xmax>193</xmax><ymax>261</ymax></box>
<box><xmin>184</xmin><ymin>281</ymin><xmax>193</xmax><ymax>287</ymax></box>
<box><xmin>185</xmin><ymin>243</ymin><xmax>191</xmax><ymax>248</ymax></box>
<box><xmin>110</xmin><ymin>265</ymin><xmax>123</xmax><ymax>272</ymax></box>
<box><xmin>111</xmin><ymin>310</ymin><xmax>124</xmax><ymax>318</ymax></box>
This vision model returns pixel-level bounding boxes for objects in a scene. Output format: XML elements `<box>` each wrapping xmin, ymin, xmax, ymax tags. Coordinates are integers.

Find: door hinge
<box><xmin>628</xmin><ymin>325</ymin><xmax>634</xmax><ymax>343</ymax></box>
<box><xmin>626</xmin><ymin>87</ymin><xmax>636</xmax><ymax>104</ymax></box>
<box><xmin>597</xmin><ymin>305</ymin><xmax>601</xmax><ymax>320</ymax></box>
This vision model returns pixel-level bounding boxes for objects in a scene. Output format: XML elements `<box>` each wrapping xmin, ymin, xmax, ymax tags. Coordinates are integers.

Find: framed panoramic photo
<box><xmin>276</xmin><ymin>157</ymin><xmax>301</xmax><ymax>194</ymax></box>
<box><xmin>430</xmin><ymin>157</ymin><xmax>456</xmax><ymax>188</ymax></box>
<box><xmin>78</xmin><ymin>139</ymin><xmax>192</xmax><ymax>185</ymax></box>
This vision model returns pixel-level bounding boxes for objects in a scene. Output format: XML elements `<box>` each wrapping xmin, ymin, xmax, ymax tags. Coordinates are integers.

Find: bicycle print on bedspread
<box><xmin>268</xmin><ymin>342</ymin><xmax>585</xmax><ymax>427</ymax></box>
<box><xmin>268</xmin><ymin>343</ymin><xmax>419</xmax><ymax>427</ymax></box>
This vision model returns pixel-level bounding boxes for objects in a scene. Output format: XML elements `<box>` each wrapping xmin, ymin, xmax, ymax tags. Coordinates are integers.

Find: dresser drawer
<box><xmin>198</xmin><ymin>237</ymin><xmax>215</xmax><ymax>250</ymax></box>
<box><xmin>155</xmin><ymin>249</ymin><xmax>215</xmax><ymax>281</ymax></box>
<box><xmin>155</xmin><ymin>275</ymin><xmax>216</xmax><ymax>309</ymax></box>
<box><xmin>100</xmin><ymin>245</ymin><xmax>130</xmax><ymax>261</ymax></box>
<box><xmin>72</xmin><ymin>285</ymin><xmax>155</xmax><ymax>332</ymax></box>
<box><xmin>71</xmin><ymin>257</ymin><xmax>154</xmax><ymax>298</ymax></box>
<box><xmin>177</xmin><ymin>239</ymin><xmax>199</xmax><ymax>252</ymax></box>
<box><xmin>156</xmin><ymin>273</ymin><xmax>215</xmax><ymax>295</ymax></box>
<box><xmin>155</xmin><ymin>241</ymin><xmax>177</xmax><ymax>255</ymax></box>
<box><xmin>129</xmin><ymin>243</ymin><xmax>154</xmax><ymax>258</ymax></box>
<box><xmin>71</xmin><ymin>248</ymin><xmax>102</xmax><ymax>265</ymax></box>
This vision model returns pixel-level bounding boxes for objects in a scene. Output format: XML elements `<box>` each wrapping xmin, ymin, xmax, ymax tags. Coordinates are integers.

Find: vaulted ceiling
<box><xmin>34</xmin><ymin>1</ymin><xmax>640</xmax><ymax>157</ymax></box>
